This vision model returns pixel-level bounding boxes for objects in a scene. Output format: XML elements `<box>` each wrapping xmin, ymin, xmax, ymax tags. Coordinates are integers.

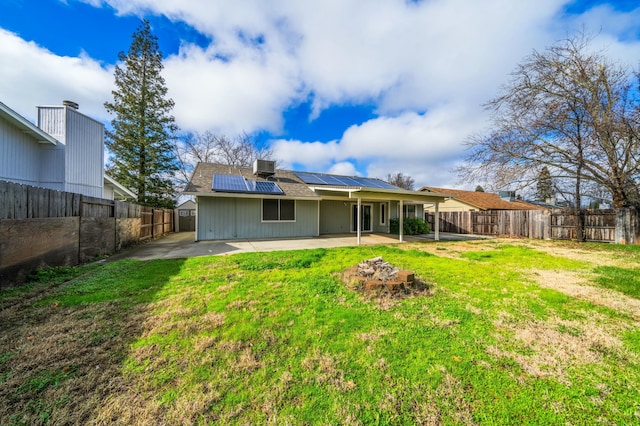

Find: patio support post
<box><xmin>434</xmin><ymin>201</ymin><xmax>440</xmax><ymax>241</ymax></box>
<box><xmin>399</xmin><ymin>200</ymin><xmax>404</xmax><ymax>243</ymax></box>
<box><xmin>357</xmin><ymin>197</ymin><xmax>362</xmax><ymax>245</ymax></box>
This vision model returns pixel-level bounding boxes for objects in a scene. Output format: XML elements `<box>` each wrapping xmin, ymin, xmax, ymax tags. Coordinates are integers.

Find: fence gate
<box><xmin>472</xmin><ymin>211</ymin><xmax>499</xmax><ymax>235</ymax></box>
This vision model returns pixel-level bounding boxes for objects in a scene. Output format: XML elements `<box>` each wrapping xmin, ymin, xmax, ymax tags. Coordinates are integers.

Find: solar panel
<box><xmin>213</xmin><ymin>174</ymin><xmax>249</xmax><ymax>192</ymax></box>
<box><xmin>254</xmin><ymin>181</ymin><xmax>284</xmax><ymax>194</ymax></box>
<box><xmin>294</xmin><ymin>172</ymin><xmax>327</xmax><ymax>185</ymax></box>
<box><xmin>213</xmin><ymin>174</ymin><xmax>284</xmax><ymax>195</ymax></box>
<box><xmin>295</xmin><ymin>172</ymin><xmax>398</xmax><ymax>190</ymax></box>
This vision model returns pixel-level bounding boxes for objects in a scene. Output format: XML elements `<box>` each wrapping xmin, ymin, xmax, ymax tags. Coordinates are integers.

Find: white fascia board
<box><xmin>184</xmin><ymin>191</ymin><xmax>320</xmax><ymax>201</ymax></box>
<box><xmin>104</xmin><ymin>174</ymin><xmax>136</xmax><ymax>198</ymax></box>
<box><xmin>0</xmin><ymin>101</ymin><xmax>57</xmax><ymax>145</ymax></box>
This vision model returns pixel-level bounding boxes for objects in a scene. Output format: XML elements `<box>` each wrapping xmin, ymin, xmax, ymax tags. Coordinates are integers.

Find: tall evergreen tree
<box><xmin>105</xmin><ymin>20</ymin><xmax>178</xmax><ymax>208</ymax></box>
<box><xmin>535</xmin><ymin>166</ymin><xmax>554</xmax><ymax>202</ymax></box>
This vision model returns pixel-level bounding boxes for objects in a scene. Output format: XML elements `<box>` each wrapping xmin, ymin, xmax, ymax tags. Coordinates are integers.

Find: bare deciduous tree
<box><xmin>385</xmin><ymin>172</ymin><xmax>415</xmax><ymax>190</ymax></box>
<box><xmin>175</xmin><ymin>132</ymin><xmax>275</xmax><ymax>189</ymax></box>
<box><xmin>459</xmin><ymin>33</ymin><xmax>640</xmax><ymax>218</ymax></box>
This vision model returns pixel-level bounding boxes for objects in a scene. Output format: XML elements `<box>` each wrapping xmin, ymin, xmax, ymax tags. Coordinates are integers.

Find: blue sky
<box><xmin>2</xmin><ymin>0</ymin><xmax>640</xmax><ymax>190</ymax></box>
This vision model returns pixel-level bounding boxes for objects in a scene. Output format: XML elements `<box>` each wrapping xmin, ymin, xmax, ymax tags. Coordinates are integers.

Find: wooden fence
<box><xmin>0</xmin><ymin>180</ymin><xmax>174</xmax><ymax>286</ymax></box>
<box><xmin>426</xmin><ymin>208</ymin><xmax>638</xmax><ymax>244</ymax></box>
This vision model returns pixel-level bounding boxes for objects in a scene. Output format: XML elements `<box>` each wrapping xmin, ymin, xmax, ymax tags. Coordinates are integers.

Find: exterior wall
<box><xmin>196</xmin><ymin>196</ymin><xmax>319</xmax><ymax>240</ymax></box>
<box><xmin>319</xmin><ymin>200</ymin><xmax>351</xmax><ymax>234</ymax></box>
<box><xmin>373</xmin><ymin>202</ymin><xmax>391</xmax><ymax>233</ymax></box>
<box><xmin>103</xmin><ymin>185</ymin><xmax>115</xmax><ymax>200</ymax></box>
<box><xmin>425</xmin><ymin>199</ymin><xmax>479</xmax><ymax>212</ymax></box>
<box><xmin>38</xmin><ymin>143</ymin><xmax>66</xmax><ymax>191</ymax></box>
<box><xmin>0</xmin><ymin>115</ymin><xmax>45</xmax><ymax>186</ymax></box>
<box><xmin>320</xmin><ymin>200</ymin><xmax>392</xmax><ymax>234</ymax></box>
<box><xmin>37</xmin><ymin>106</ymin><xmax>104</xmax><ymax>198</ymax></box>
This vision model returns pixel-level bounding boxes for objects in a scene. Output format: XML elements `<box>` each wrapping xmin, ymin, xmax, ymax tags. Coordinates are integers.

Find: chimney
<box><xmin>62</xmin><ymin>100</ymin><xmax>79</xmax><ymax>110</ymax></box>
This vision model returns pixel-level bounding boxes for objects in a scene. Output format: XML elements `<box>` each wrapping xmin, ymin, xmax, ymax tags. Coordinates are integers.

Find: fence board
<box><xmin>428</xmin><ymin>208</ymin><xmax>619</xmax><ymax>242</ymax></box>
<box><xmin>0</xmin><ymin>180</ymin><xmax>175</xmax><ymax>286</ymax></box>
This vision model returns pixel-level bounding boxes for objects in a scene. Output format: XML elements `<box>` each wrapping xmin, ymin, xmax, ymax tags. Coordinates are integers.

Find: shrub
<box><xmin>390</xmin><ymin>217</ymin><xmax>430</xmax><ymax>235</ymax></box>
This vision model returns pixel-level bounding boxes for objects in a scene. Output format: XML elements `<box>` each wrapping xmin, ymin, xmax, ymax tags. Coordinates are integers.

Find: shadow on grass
<box><xmin>0</xmin><ymin>258</ymin><xmax>184</xmax><ymax>425</ymax></box>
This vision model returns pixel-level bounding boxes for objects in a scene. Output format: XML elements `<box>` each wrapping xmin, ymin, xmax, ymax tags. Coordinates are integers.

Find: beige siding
<box><xmin>425</xmin><ymin>199</ymin><xmax>478</xmax><ymax>212</ymax></box>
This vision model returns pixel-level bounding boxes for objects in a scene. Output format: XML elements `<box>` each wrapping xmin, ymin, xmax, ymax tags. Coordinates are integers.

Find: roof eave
<box><xmin>0</xmin><ymin>101</ymin><xmax>57</xmax><ymax>145</ymax></box>
<box><xmin>186</xmin><ymin>190</ymin><xmax>321</xmax><ymax>200</ymax></box>
<box><xmin>104</xmin><ymin>174</ymin><xmax>137</xmax><ymax>198</ymax></box>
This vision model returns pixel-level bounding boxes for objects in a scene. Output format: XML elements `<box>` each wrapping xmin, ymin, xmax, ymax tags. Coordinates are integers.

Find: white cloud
<box><xmin>328</xmin><ymin>162</ymin><xmax>359</xmax><ymax>176</ymax></box>
<box><xmin>271</xmin><ymin>104</ymin><xmax>488</xmax><ymax>187</ymax></box>
<box><xmin>270</xmin><ymin>139</ymin><xmax>340</xmax><ymax>170</ymax></box>
<box><xmin>5</xmin><ymin>0</ymin><xmax>640</xmax><ymax>190</ymax></box>
<box><xmin>0</xmin><ymin>29</ymin><xmax>113</xmax><ymax>121</ymax></box>
<box><xmin>164</xmin><ymin>40</ymin><xmax>302</xmax><ymax>134</ymax></box>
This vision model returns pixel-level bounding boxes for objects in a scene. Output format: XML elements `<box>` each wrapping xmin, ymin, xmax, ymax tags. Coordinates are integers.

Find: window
<box><xmin>179</xmin><ymin>210</ymin><xmax>189</xmax><ymax>216</ymax></box>
<box><xmin>262</xmin><ymin>199</ymin><xmax>295</xmax><ymax>221</ymax></box>
<box><xmin>403</xmin><ymin>204</ymin><xmax>416</xmax><ymax>218</ymax></box>
<box><xmin>380</xmin><ymin>203</ymin><xmax>386</xmax><ymax>225</ymax></box>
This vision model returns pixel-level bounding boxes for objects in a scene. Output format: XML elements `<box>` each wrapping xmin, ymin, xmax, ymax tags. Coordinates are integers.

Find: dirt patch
<box><xmin>488</xmin><ymin>314</ymin><xmax>632</xmax><ymax>384</ymax></box>
<box><xmin>0</xmin><ymin>297</ymin><xmax>150</xmax><ymax>425</ymax></box>
<box><xmin>529</xmin><ymin>269</ymin><xmax>640</xmax><ymax>322</ymax></box>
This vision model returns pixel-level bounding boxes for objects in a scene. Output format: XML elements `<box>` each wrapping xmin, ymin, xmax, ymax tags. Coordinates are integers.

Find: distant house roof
<box><xmin>419</xmin><ymin>186</ymin><xmax>545</xmax><ymax>210</ymax></box>
<box><xmin>0</xmin><ymin>101</ymin><xmax>57</xmax><ymax>145</ymax></box>
<box><xmin>176</xmin><ymin>200</ymin><xmax>196</xmax><ymax>210</ymax></box>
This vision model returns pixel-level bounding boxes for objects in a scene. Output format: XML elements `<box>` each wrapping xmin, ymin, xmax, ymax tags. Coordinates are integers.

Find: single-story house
<box><xmin>0</xmin><ymin>100</ymin><xmax>134</xmax><ymax>200</ymax></box>
<box><xmin>184</xmin><ymin>161</ymin><xmax>454</xmax><ymax>243</ymax></box>
<box><xmin>419</xmin><ymin>187</ymin><xmax>545</xmax><ymax>212</ymax></box>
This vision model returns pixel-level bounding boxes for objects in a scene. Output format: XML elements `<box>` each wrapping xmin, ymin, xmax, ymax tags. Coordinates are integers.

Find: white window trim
<box><xmin>380</xmin><ymin>202</ymin><xmax>388</xmax><ymax>226</ymax></box>
<box><xmin>350</xmin><ymin>202</ymin><xmax>373</xmax><ymax>233</ymax></box>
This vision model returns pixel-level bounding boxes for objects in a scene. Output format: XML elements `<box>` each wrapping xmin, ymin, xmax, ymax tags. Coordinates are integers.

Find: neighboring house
<box><xmin>175</xmin><ymin>200</ymin><xmax>196</xmax><ymax>232</ymax></box>
<box><xmin>103</xmin><ymin>174</ymin><xmax>137</xmax><ymax>201</ymax></box>
<box><xmin>0</xmin><ymin>100</ymin><xmax>134</xmax><ymax>200</ymax></box>
<box><xmin>420</xmin><ymin>187</ymin><xmax>545</xmax><ymax>212</ymax></box>
<box><xmin>184</xmin><ymin>161</ymin><xmax>453</xmax><ymax>243</ymax></box>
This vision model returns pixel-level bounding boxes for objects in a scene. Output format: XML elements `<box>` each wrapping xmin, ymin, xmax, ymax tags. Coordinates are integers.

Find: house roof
<box><xmin>185</xmin><ymin>162</ymin><xmax>454</xmax><ymax>203</ymax></box>
<box><xmin>419</xmin><ymin>186</ymin><xmax>545</xmax><ymax>210</ymax></box>
<box><xmin>185</xmin><ymin>163</ymin><xmax>320</xmax><ymax>199</ymax></box>
<box><xmin>0</xmin><ymin>101</ymin><xmax>57</xmax><ymax>145</ymax></box>
<box><xmin>176</xmin><ymin>200</ymin><xmax>196</xmax><ymax>210</ymax></box>
<box><xmin>104</xmin><ymin>174</ymin><xmax>136</xmax><ymax>200</ymax></box>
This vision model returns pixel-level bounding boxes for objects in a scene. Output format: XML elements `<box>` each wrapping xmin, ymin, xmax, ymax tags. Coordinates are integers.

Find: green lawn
<box><xmin>1</xmin><ymin>240</ymin><xmax>639</xmax><ymax>425</ymax></box>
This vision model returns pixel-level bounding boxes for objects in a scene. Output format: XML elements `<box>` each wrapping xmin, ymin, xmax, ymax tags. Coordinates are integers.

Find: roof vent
<box><xmin>63</xmin><ymin>100</ymin><xmax>79</xmax><ymax>110</ymax></box>
<box><xmin>253</xmin><ymin>159</ymin><xmax>276</xmax><ymax>178</ymax></box>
